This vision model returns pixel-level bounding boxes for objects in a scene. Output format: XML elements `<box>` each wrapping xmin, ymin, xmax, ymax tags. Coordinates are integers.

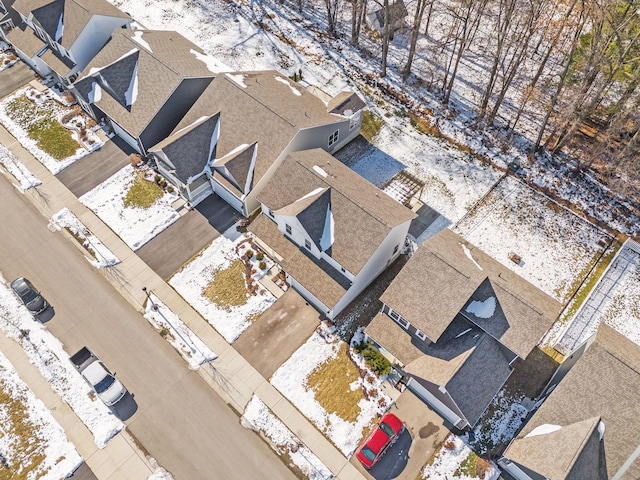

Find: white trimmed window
<box><xmin>304</xmin><ymin>239</ymin><xmax>311</xmax><ymax>250</ymax></box>
<box><xmin>285</xmin><ymin>224</ymin><xmax>292</xmax><ymax>235</ymax></box>
<box><xmin>328</xmin><ymin>130</ymin><xmax>339</xmax><ymax>148</ymax></box>
<box><xmin>415</xmin><ymin>329</ymin><xmax>427</xmax><ymax>341</ymax></box>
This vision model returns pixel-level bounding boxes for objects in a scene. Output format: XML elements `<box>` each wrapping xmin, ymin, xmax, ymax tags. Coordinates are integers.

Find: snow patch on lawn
<box><xmin>0</xmin><ymin>143</ymin><xmax>41</xmax><ymax>190</ymax></box>
<box><xmin>169</xmin><ymin>226</ymin><xmax>275</xmax><ymax>343</ymax></box>
<box><xmin>79</xmin><ymin>165</ymin><xmax>179</xmax><ymax>251</ymax></box>
<box><xmin>49</xmin><ymin>207</ymin><xmax>120</xmax><ymax>267</ymax></box>
<box><xmin>0</xmin><ymin>273</ymin><xmax>124</xmax><ymax>448</ymax></box>
<box><xmin>270</xmin><ymin>325</ymin><xmax>392</xmax><ymax>457</ymax></box>
<box><xmin>242</xmin><ymin>395</ymin><xmax>332</xmax><ymax>480</ymax></box>
<box><xmin>143</xmin><ymin>293</ymin><xmax>217</xmax><ymax>369</ymax></box>
<box><xmin>421</xmin><ymin>435</ymin><xmax>499</xmax><ymax>480</ymax></box>
<box><xmin>0</xmin><ymin>349</ymin><xmax>82</xmax><ymax>479</ymax></box>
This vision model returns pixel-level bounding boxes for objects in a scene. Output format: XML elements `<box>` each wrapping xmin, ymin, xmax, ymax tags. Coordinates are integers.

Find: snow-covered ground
<box><xmin>0</xmin><ymin>142</ymin><xmax>41</xmax><ymax>190</ymax></box>
<box><xmin>455</xmin><ymin>175</ymin><xmax>610</xmax><ymax>303</ymax></box>
<box><xmin>0</xmin><ymin>273</ymin><xmax>124</xmax><ymax>448</ymax></box>
<box><xmin>421</xmin><ymin>435</ymin><xmax>499</xmax><ymax>480</ymax></box>
<box><xmin>0</xmin><ymin>87</ymin><xmax>101</xmax><ymax>174</ymax></box>
<box><xmin>143</xmin><ymin>293</ymin><xmax>217</xmax><ymax>369</ymax></box>
<box><xmin>241</xmin><ymin>395</ymin><xmax>332</xmax><ymax>480</ymax></box>
<box><xmin>79</xmin><ymin>164</ymin><xmax>179</xmax><ymax>251</ymax></box>
<box><xmin>49</xmin><ymin>207</ymin><xmax>120</xmax><ymax>267</ymax></box>
<box><xmin>169</xmin><ymin>226</ymin><xmax>275</xmax><ymax>343</ymax></box>
<box><xmin>270</xmin><ymin>324</ymin><xmax>392</xmax><ymax>457</ymax></box>
<box><xmin>0</xmin><ymin>349</ymin><xmax>82</xmax><ymax>479</ymax></box>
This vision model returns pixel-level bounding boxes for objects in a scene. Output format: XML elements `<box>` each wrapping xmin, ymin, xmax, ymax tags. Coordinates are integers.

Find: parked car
<box><xmin>70</xmin><ymin>347</ymin><xmax>127</xmax><ymax>406</ymax></box>
<box><xmin>10</xmin><ymin>277</ymin><xmax>48</xmax><ymax>315</ymax></box>
<box><xmin>356</xmin><ymin>413</ymin><xmax>404</xmax><ymax>469</ymax></box>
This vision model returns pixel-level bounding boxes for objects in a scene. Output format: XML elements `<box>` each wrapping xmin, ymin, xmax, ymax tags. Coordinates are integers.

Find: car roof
<box><xmin>11</xmin><ymin>277</ymin><xmax>31</xmax><ymax>292</ymax></box>
<box><xmin>365</xmin><ymin>427</ymin><xmax>392</xmax><ymax>455</ymax></box>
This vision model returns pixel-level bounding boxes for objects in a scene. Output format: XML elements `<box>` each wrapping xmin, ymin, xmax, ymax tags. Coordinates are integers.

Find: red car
<box><xmin>356</xmin><ymin>413</ymin><xmax>404</xmax><ymax>469</ymax></box>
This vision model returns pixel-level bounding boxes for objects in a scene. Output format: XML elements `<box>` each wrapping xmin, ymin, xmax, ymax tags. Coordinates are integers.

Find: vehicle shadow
<box><xmin>35</xmin><ymin>306</ymin><xmax>55</xmax><ymax>323</ymax></box>
<box><xmin>366</xmin><ymin>429</ymin><xmax>412</xmax><ymax>480</ymax></box>
<box><xmin>111</xmin><ymin>393</ymin><xmax>138</xmax><ymax>421</ymax></box>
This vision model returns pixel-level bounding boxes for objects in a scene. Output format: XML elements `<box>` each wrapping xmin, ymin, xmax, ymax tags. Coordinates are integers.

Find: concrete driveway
<box><xmin>235</xmin><ymin>289</ymin><xmax>321</xmax><ymax>378</ymax></box>
<box><xmin>352</xmin><ymin>391</ymin><xmax>449</xmax><ymax>479</ymax></box>
<box><xmin>137</xmin><ymin>194</ymin><xmax>237</xmax><ymax>280</ymax></box>
<box><xmin>0</xmin><ymin>61</ymin><xmax>34</xmax><ymax>99</ymax></box>
<box><xmin>56</xmin><ymin>136</ymin><xmax>135</xmax><ymax>197</ymax></box>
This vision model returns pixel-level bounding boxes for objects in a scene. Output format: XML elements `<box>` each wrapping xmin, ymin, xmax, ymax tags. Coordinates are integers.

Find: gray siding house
<box><xmin>364</xmin><ymin>228</ymin><xmax>561</xmax><ymax>430</ymax></box>
<box><xmin>70</xmin><ymin>29</ymin><xmax>215</xmax><ymax>154</ymax></box>
<box><xmin>249</xmin><ymin>149</ymin><xmax>416</xmax><ymax>320</ymax></box>
<box><xmin>1</xmin><ymin>0</ymin><xmax>132</xmax><ymax>84</ymax></box>
<box><xmin>149</xmin><ymin>70</ymin><xmax>365</xmax><ymax>210</ymax></box>
<box><xmin>499</xmin><ymin>324</ymin><xmax>640</xmax><ymax>480</ymax></box>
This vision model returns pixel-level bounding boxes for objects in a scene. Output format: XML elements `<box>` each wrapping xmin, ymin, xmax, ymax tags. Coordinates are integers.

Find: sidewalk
<box><xmin>0</xmin><ymin>124</ymin><xmax>365</xmax><ymax>480</ymax></box>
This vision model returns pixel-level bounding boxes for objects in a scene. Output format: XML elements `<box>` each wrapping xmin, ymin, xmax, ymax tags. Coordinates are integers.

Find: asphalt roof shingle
<box><xmin>504</xmin><ymin>324</ymin><xmax>640</xmax><ymax>479</ymax></box>
<box><xmin>380</xmin><ymin>228</ymin><xmax>561</xmax><ymax>358</ymax></box>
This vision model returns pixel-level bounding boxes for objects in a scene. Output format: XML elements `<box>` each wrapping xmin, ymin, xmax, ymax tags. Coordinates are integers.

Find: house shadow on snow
<box><xmin>333</xmin><ymin>135</ymin><xmax>407</xmax><ymax>189</ymax></box>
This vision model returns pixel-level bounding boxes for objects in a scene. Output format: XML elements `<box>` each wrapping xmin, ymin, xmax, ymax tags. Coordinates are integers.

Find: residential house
<box><xmin>249</xmin><ymin>149</ymin><xmax>416</xmax><ymax>320</ymax></box>
<box><xmin>71</xmin><ymin>29</ymin><xmax>216</xmax><ymax>154</ymax></box>
<box><xmin>367</xmin><ymin>0</ymin><xmax>408</xmax><ymax>37</ymax></box>
<box><xmin>499</xmin><ymin>324</ymin><xmax>640</xmax><ymax>480</ymax></box>
<box><xmin>364</xmin><ymin>228</ymin><xmax>561</xmax><ymax>430</ymax></box>
<box><xmin>1</xmin><ymin>0</ymin><xmax>132</xmax><ymax>84</ymax></box>
<box><xmin>0</xmin><ymin>0</ymin><xmax>20</xmax><ymax>27</ymax></box>
<box><xmin>148</xmin><ymin>70</ymin><xmax>365</xmax><ymax>209</ymax></box>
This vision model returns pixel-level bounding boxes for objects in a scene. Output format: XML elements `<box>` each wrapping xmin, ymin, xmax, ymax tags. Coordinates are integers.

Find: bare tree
<box><xmin>402</xmin><ymin>0</ymin><xmax>431</xmax><ymax>80</ymax></box>
<box><xmin>351</xmin><ymin>0</ymin><xmax>367</xmax><ymax>45</ymax></box>
<box><xmin>324</xmin><ymin>0</ymin><xmax>343</xmax><ymax>36</ymax></box>
<box><xmin>381</xmin><ymin>0</ymin><xmax>391</xmax><ymax>76</ymax></box>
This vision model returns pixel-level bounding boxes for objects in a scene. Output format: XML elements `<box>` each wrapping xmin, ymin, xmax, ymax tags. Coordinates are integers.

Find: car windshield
<box><xmin>94</xmin><ymin>375</ymin><xmax>116</xmax><ymax>393</ymax></box>
<box><xmin>19</xmin><ymin>288</ymin><xmax>38</xmax><ymax>304</ymax></box>
<box><xmin>379</xmin><ymin>422</ymin><xmax>396</xmax><ymax>438</ymax></box>
<box><xmin>360</xmin><ymin>446</ymin><xmax>377</xmax><ymax>462</ymax></box>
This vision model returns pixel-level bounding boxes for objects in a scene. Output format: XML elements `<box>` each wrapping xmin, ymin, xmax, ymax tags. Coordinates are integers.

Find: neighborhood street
<box><xmin>0</xmin><ymin>174</ymin><xmax>295</xmax><ymax>480</ymax></box>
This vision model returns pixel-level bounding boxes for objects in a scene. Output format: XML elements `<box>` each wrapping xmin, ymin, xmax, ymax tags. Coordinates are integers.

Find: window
<box><xmin>415</xmin><ymin>329</ymin><xmax>427</xmax><ymax>341</ymax></box>
<box><xmin>396</xmin><ymin>317</ymin><xmax>409</xmax><ymax>329</ymax></box>
<box><xmin>389</xmin><ymin>310</ymin><xmax>399</xmax><ymax>320</ymax></box>
<box><xmin>285</xmin><ymin>224</ymin><xmax>292</xmax><ymax>235</ymax></box>
<box><xmin>393</xmin><ymin>244</ymin><xmax>399</xmax><ymax>255</ymax></box>
<box><xmin>268</xmin><ymin>209</ymin><xmax>274</xmax><ymax>218</ymax></box>
<box><xmin>328</xmin><ymin>130</ymin><xmax>339</xmax><ymax>148</ymax></box>
<box><xmin>304</xmin><ymin>239</ymin><xmax>311</xmax><ymax>250</ymax></box>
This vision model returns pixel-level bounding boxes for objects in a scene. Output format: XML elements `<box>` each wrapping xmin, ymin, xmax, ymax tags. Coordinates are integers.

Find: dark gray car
<box><xmin>10</xmin><ymin>277</ymin><xmax>48</xmax><ymax>315</ymax></box>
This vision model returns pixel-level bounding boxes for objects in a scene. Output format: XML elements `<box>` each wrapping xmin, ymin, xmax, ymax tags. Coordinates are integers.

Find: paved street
<box><xmin>0</xmin><ymin>174</ymin><xmax>296</xmax><ymax>480</ymax></box>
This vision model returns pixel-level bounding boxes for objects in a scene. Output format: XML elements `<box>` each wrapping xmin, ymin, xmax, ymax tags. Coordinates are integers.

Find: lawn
<box><xmin>169</xmin><ymin>229</ymin><xmax>276</xmax><ymax>343</ymax></box>
<box><xmin>123</xmin><ymin>173</ymin><xmax>165</xmax><ymax>209</ymax></box>
<box><xmin>270</xmin><ymin>325</ymin><xmax>393</xmax><ymax>456</ymax></box>
<box><xmin>28</xmin><ymin>118</ymin><xmax>78</xmax><ymax>160</ymax></box>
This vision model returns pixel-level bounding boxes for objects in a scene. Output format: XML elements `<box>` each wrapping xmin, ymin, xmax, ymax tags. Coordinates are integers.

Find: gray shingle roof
<box><xmin>504</xmin><ymin>324</ymin><xmax>640</xmax><ymax>480</ymax></box>
<box><xmin>14</xmin><ymin>0</ymin><xmax>129</xmax><ymax>48</ymax></box>
<box><xmin>149</xmin><ymin>114</ymin><xmax>220</xmax><ymax>183</ymax></box>
<box><xmin>327</xmin><ymin>91</ymin><xmax>366</xmax><ymax>115</ymax></box>
<box><xmin>40</xmin><ymin>47</ymin><xmax>75</xmax><ymax>74</ymax></box>
<box><xmin>171</xmin><ymin>71</ymin><xmax>353</xmax><ymax>196</ymax></box>
<box><xmin>74</xmin><ymin>29</ymin><xmax>214</xmax><ymax>138</ymax></box>
<box><xmin>249</xmin><ymin>214</ymin><xmax>350</xmax><ymax>309</ymax></box>
<box><xmin>257</xmin><ymin>149</ymin><xmax>416</xmax><ymax>275</ymax></box>
<box><xmin>216</xmin><ymin>142</ymin><xmax>255</xmax><ymax>193</ymax></box>
<box><xmin>5</xmin><ymin>21</ymin><xmax>46</xmax><ymax>57</ymax></box>
<box><xmin>97</xmin><ymin>49</ymin><xmax>138</xmax><ymax>108</ymax></box>
<box><xmin>380</xmin><ymin>228</ymin><xmax>561</xmax><ymax>358</ymax></box>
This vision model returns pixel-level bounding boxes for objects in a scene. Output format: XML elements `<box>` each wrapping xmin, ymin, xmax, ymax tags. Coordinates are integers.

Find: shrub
<box><xmin>129</xmin><ymin>153</ymin><xmax>143</xmax><ymax>166</ymax></box>
<box><xmin>154</xmin><ymin>174</ymin><xmax>161</xmax><ymax>184</ymax></box>
<box><xmin>245</xmin><ymin>249</ymin><xmax>254</xmax><ymax>259</ymax></box>
<box><xmin>167</xmin><ymin>186</ymin><xmax>174</xmax><ymax>194</ymax></box>
<box><xmin>256</xmin><ymin>252</ymin><xmax>264</xmax><ymax>261</ymax></box>
<box><xmin>259</xmin><ymin>261</ymin><xmax>267</xmax><ymax>270</ymax></box>
<box><xmin>160</xmin><ymin>179</ymin><xmax>168</xmax><ymax>189</ymax></box>
<box><xmin>355</xmin><ymin>343</ymin><xmax>392</xmax><ymax>376</ymax></box>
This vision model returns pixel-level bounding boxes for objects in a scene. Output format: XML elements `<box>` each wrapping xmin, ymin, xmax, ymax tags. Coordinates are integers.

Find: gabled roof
<box><xmin>277</xmin><ymin>188</ymin><xmax>332</xmax><ymax>252</ymax></box>
<box><xmin>503</xmin><ymin>324</ymin><xmax>640</xmax><ymax>479</ymax></box>
<box><xmin>149</xmin><ymin>114</ymin><xmax>220</xmax><ymax>183</ymax></box>
<box><xmin>380</xmin><ymin>228</ymin><xmax>561</xmax><ymax>358</ymax></box>
<box><xmin>257</xmin><ymin>149</ymin><xmax>416</xmax><ymax>275</ymax></box>
<box><xmin>213</xmin><ymin>142</ymin><xmax>256</xmax><ymax>194</ymax></box>
<box><xmin>170</xmin><ymin>71</ymin><xmax>361</xmax><ymax>197</ymax></box>
<box><xmin>14</xmin><ymin>0</ymin><xmax>130</xmax><ymax>49</ymax></box>
<box><xmin>73</xmin><ymin>29</ymin><xmax>214</xmax><ymax>137</ymax></box>
<box><xmin>368</xmin><ymin>313</ymin><xmax>512</xmax><ymax>427</ymax></box>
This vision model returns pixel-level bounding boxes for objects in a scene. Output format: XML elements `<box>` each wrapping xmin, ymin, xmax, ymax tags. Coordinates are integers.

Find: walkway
<box><xmin>0</xmin><ymin>123</ymin><xmax>365</xmax><ymax>480</ymax></box>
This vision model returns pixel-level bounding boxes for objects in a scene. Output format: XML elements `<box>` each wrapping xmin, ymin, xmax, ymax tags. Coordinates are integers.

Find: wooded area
<box><xmin>305</xmin><ymin>0</ymin><xmax>640</xmax><ymax>202</ymax></box>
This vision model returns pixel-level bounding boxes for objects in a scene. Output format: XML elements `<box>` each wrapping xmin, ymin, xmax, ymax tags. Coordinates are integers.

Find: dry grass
<box><xmin>307</xmin><ymin>343</ymin><xmax>365</xmax><ymax>424</ymax></box>
<box><xmin>0</xmin><ymin>379</ymin><xmax>48</xmax><ymax>480</ymax></box>
<box><xmin>123</xmin><ymin>173</ymin><xmax>164</xmax><ymax>209</ymax></box>
<box><xmin>202</xmin><ymin>259</ymin><xmax>248</xmax><ymax>310</ymax></box>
